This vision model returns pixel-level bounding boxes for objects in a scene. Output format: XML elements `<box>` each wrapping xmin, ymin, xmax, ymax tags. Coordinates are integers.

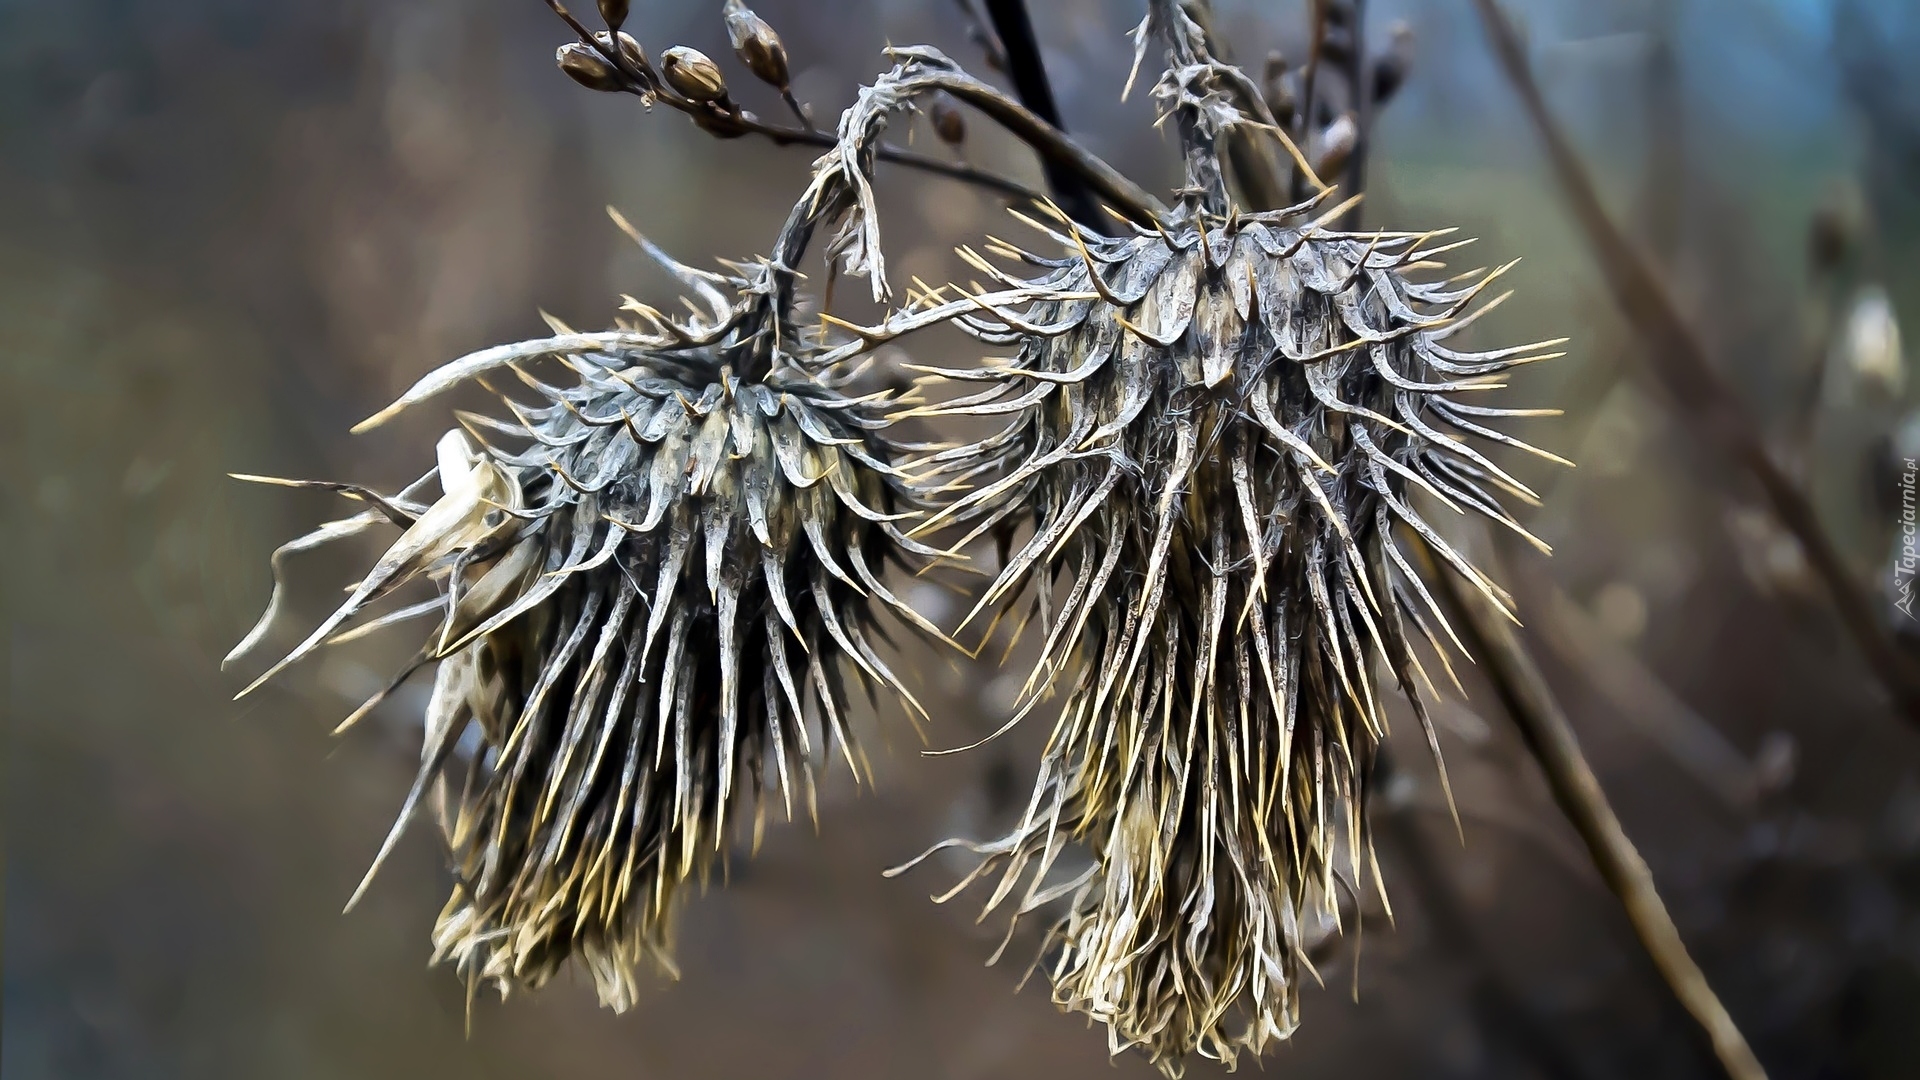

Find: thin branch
<box><xmin>1291</xmin><ymin>0</ymin><xmax>1329</xmax><ymax>202</ymax></box>
<box><xmin>982</xmin><ymin>0</ymin><xmax>1103</xmax><ymax>228</ymax></box>
<box><xmin>1415</xmin><ymin>534</ymin><xmax>1770</xmax><ymax>1080</ymax></box>
<box><xmin>740</xmin><ymin>122</ymin><xmax>1044</xmax><ymax>202</ymax></box>
<box><xmin>1472</xmin><ymin>0</ymin><xmax>1920</xmax><ymax>725</ymax></box>
<box><xmin>544</xmin><ymin>0</ymin><xmax>1160</xmax><ymax>226</ymax></box>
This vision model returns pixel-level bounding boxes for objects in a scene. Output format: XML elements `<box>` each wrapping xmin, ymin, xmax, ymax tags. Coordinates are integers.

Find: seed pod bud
<box><xmin>595</xmin><ymin>29</ymin><xmax>648</xmax><ymax>76</ymax></box>
<box><xmin>722</xmin><ymin>0</ymin><xmax>790</xmax><ymax>93</ymax></box>
<box><xmin>597</xmin><ymin>0</ymin><xmax>629</xmax><ymax>32</ymax></box>
<box><xmin>660</xmin><ymin>45</ymin><xmax>729</xmax><ymax>104</ymax></box>
<box><xmin>1262</xmin><ymin>51</ymin><xmax>1296</xmax><ymax>129</ymax></box>
<box><xmin>1313</xmin><ymin>113</ymin><xmax>1357</xmax><ymax>179</ymax></box>
<box><xmin>930</xmin><ymin>99</ymin><xmax>965</xmax><ymax>146</ymax></box>
<box><xmin>557</xmin><ymin>41</ymin><xmax>622</xmax><ymax>93</ymax></box>
<box><xmin>1370</xmin><ymin>21</ymin><xmax>1414</xmax><ymax>107</ymax></box>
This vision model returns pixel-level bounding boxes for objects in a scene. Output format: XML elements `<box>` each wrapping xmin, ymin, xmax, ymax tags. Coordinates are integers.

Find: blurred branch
<box><xmin>1416</xmin><ymin>534</ymin><xmax>1769</xmax><ymax>1080</ymax></box>
<box><xmin>951</xmin><ymin>0</ymin><xmax>1009</xmax><ymax>73</ymax></box>
<box><xmin>1528</xmin><ymin>568</ymin><xmax>1761</xmax><ymax>813</ymax></box>
<box><xmin>1472</xmin><ymin>0</ymin><xmax>1920</xmax><ymax>726</ymax></box>
<box><xmin>981</xmin><ymin>0</ymin><xmax>1103</xmax><ymax>229</ymax></box>
<box><xmin>1291</xmin><ymin>0</ymin><xmax>1329</xmax><ymax>203</ymax></box>
<box><xmin>1375</xmin><ymin>752</ymin><xmax>1605</xmax><ymax>1080</ymax></box>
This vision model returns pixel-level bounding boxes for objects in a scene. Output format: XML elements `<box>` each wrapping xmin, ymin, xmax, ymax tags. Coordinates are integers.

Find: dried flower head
<box><xmin>894</xmin><ymin>4</ymin><xmax>1565</xmax><ymax>1072</ymax></box>
<box><xmin>222</xmin><ymin>85</ymin><xmax>1037</xmax><ymax>1001</ymax></box>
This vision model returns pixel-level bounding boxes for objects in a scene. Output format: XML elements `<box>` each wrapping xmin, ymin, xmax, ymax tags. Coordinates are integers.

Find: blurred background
<box><xmin>7</xmin><ymin>0</ymin><xmax>1920</xmax><ymax>1077</ymax></box>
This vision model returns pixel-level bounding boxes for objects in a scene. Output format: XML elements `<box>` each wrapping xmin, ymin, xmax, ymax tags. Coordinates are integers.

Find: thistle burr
<box><xmin>894</xmin><ymin>4</ymin><xmax>1566</xmax><ymax>1070</ymax></box>
<box><xmin>229</xmin><ymin>221</ymin><xmax>969</xmax><ymax>1010</ymax></box>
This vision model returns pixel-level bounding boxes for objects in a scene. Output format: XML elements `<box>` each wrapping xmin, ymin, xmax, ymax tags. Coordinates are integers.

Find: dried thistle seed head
<box><xmin>911</xmin><ymin>196</ymin><xmax>1563</xmax><ymax>1073</ymax></box>
<box><xmin>722</xmin><ymin>0</ymin><xmax>791</xmax><ymax>93</ymax></box>
<box><xmin>557</xmin><ymin>41</ymin><xmax>622</xmax><ymax>93</ymax></box>
<box><xmin>228</xmin><ymin>224</ymin><xmax>966</xmax><ymax>1011</ymax></box>
<box><xmin>661</xmin><ymin>45</ymin><xmax>729</xmax><ymax>105</ymax></box>
<box><xmin>893</xmin><ymin>8</ymin><xmax>1565</xmax><ymax>1069</ymax></box>
<box><xmin>597</xmin><ymin>0</ymin><xmax>629</xmax><ymax>32</ymax></box>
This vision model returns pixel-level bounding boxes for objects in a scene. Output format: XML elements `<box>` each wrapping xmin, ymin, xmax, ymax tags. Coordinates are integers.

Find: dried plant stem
<box><xmin>1417</xmin><ymin>535</ymin><xmax>1768</xmax><ymax>1080</ymax></box>
<box><xmin>1291</xmin><ymin>0</ymin><xmax>1329</xmax><ymax>203</ymax></box>
<box><xmin>1472</xmin><ymin>0</ymin><xmax>1920</xmax><ymax>724</ymax></box>
<box><xmin>982</xmin><ymin>0</ymin><xmax>1103</xmax><ymax>228</ymax></box>
<box><xmin>1181</xmin><ymin>1</ymin><xmax>1288</xmax><ymax>211</ymax></box>
<box><xmin>773</xmin><ymin>129</ymin><xmax>1042</xmax><ymax>202</ymax></box>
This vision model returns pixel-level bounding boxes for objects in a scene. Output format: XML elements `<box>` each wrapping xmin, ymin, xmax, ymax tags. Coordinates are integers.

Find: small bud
<box><xmin>1370</xmin><ymin>21</ymin><xmax>1414</xmax><ymax>107</ymax></box>
<box><xmin>1262</xmin><ymin>51</ymin><xmax>1296</xmax><ymax>129</ymax></box>
<box><xmin>1313</xmin><ymin>113</ymin><xmax>1357</xmax><ymax>180</ymax></box>
<box><xmin>1319</xmin><ymin>27</ymin><xmax>1354</xmax><ymax>68</ymax></box>
<box><xmin>722</xmin><ymin>0</ymin><xmax>791</xmax><ymax>92</ymax></box>
<box><xmin>1840</xmin><ymin>285</ymin><xmax>1906</xmax><ymax>402</ymax></box>
<box><xmin>597</xmin><ymin>0</ymin><xmax>629</xmax><ymax>32</ymax></box>
<box><xmin>930</xmin><ymin>99</ymin><xmax>965</xmax><ymax>146</ymax></box>
<box><xmin>557</xmin><ymin>41</ymin><xmax>622</xmax><ymax>93</ymax></box>
<box><xmin>595</xmin><ymin>29</ymin><xmax>648</xmax><ymax>76</ymax></box>
<box><xmin>661</xmin><ymin>45</ymin><xmax>729</xmax><ymax>105</ymax></box>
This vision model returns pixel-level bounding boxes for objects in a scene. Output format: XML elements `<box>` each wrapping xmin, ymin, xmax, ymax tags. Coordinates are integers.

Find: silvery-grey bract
<box><xmin>912</xmin><ymin>198</ymin><xmax>1564</xmax><ymax>1072</ymax></box>
<box><xmin>227</xmin><ymin>235</ymin><xmax>967</xmax><ymax>1011</ymax></box>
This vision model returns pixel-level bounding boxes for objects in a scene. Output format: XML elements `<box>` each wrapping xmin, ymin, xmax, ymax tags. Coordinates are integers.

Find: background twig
<box><xmin>1471</xmin><ymin>0</ymin><xmax>1920</xmax><ymax>725</ymax></box>
<box><xmin>1417</xmin><ymin>534</ymin><xmax>1770</xmax><ymax>1080</ymax></box>
<box><xmin>981</xmin><ymin>0</ymin><xmax>1103</xmax><ymax>229</ymax></box>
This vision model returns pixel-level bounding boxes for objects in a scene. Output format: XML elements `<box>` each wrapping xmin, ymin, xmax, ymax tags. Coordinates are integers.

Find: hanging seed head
<box><xmin>900</xmin><ymin>5</ymin><xmax>1565</xmax><ymax>1072</ymax></box>
<box><xmin>661</xmin><ymin>45</ymin><xmax>730</xmax><ymax>105</ymax></box>
<box><xmin>557</xmin><ymin>41</ymin><xmax>623</xmax><ymax>93</ymax></box>
<box><xmin>920</xmin><ymin>200</ymin><xmax>1564</xmax><ymax>1076</ymax></box>
<box><xmin>227</xmin><ymin>214</ymin><xmax>973</xmax><ymax>1009</ymax></box>
<box><xmin>722</xmin><ymin>0</ymin><xmax>792</xmax><ymax>94</ymax></box>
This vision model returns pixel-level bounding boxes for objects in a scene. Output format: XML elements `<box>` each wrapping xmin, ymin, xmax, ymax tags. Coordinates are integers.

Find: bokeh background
<box><xmin>7</xmin><ymin>1</ymin><xmax>1920</xmax><ymax>1077</ymax></box>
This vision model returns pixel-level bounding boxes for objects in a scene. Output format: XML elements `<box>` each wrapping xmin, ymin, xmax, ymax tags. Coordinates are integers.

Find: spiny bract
<box><xmin>228</xmin><ymin>232</ymin><xmax>954</xmax><ymax>1010</ymax></box>
<box><xmin>901</xmin><ymin>194</ymin><xmax>1565</xmax><ymax>1073</ymax></box>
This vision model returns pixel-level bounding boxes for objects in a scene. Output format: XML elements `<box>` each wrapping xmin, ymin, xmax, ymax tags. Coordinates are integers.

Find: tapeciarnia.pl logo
<box><xmin>1899</xmin><ymin>457</ymin><xmax>1918</xmax><ymax>619</ymax></box>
